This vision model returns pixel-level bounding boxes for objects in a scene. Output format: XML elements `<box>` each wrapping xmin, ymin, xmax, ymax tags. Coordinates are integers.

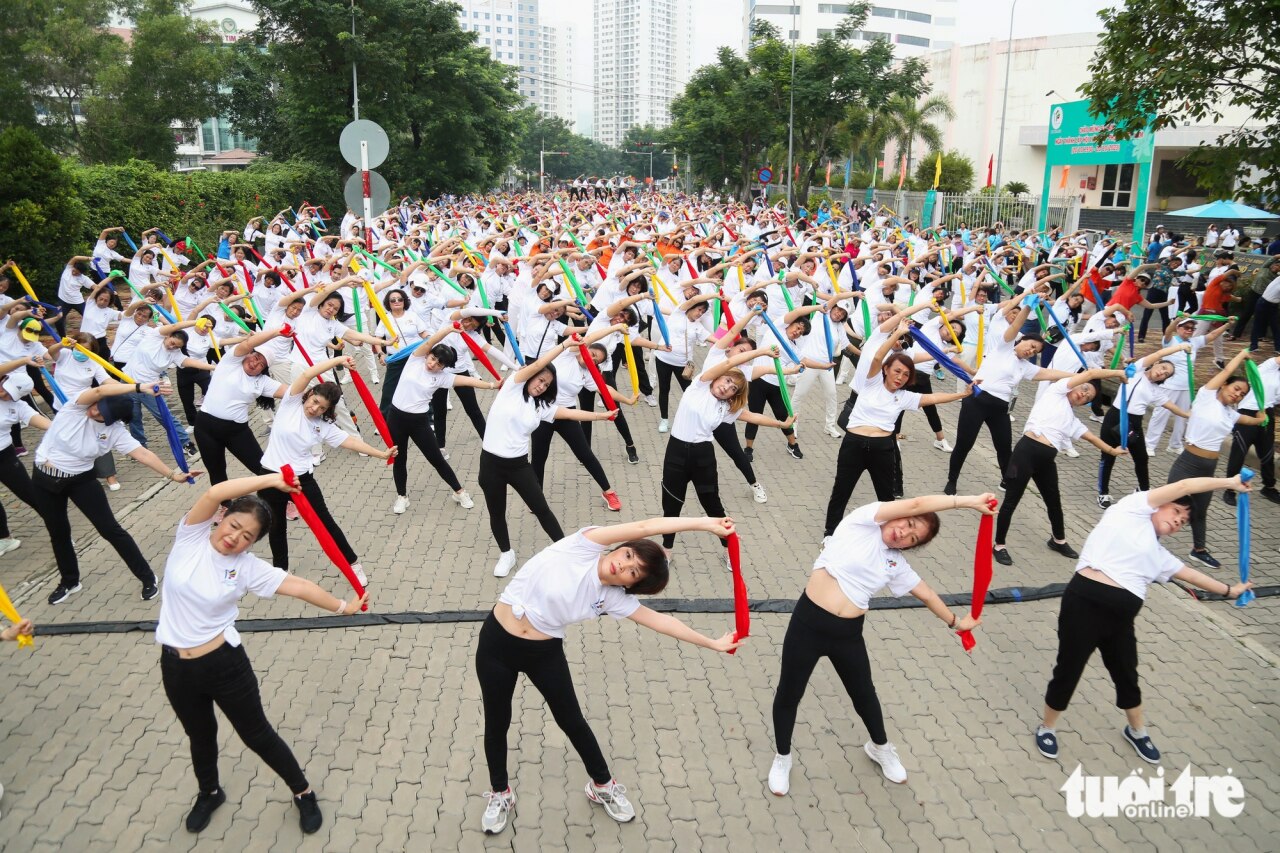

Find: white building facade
<box><xmin>741</xmin><ymin>0</ymin><xmax>956</xmax><ymax>55</ymax></box>
<box><xmin>455</xmin><ymin>0</ymin><xmax>544</xmax><ymax>105</ymax></box>
<box><xmin>592</xmin><ymin>0</ymin><xmax>694</xmax><ymax>148</ymax></box>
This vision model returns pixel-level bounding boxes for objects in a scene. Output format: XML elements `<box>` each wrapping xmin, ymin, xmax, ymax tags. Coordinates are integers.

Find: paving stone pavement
<box><xmin>0</xmin><ymin>342</ymin><xmax>1277</xmax><ymax>851</ymax></box>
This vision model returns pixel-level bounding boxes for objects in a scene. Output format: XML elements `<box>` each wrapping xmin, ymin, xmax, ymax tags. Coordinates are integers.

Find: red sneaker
<box><xmin>602</xmin><ymin>491</ymin><xmax>622</xmax><ymax>512</ymax></box>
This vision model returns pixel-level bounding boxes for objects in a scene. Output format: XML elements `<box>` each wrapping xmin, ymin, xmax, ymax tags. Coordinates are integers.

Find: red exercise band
<box><xmin>958</xmin><ymin>499</ymin><xmax>997</xmax><ymax>652</ymax></box>
<box><xmin>348</xmin><ymin>367</ymin><xmax>395</xmax><ymax>465</ymax></box>
<box><xmin>279</xmin><ymin>464</ymin><xmax>368</xmax><ymax>610</ymax></box>
<box><xmin>575</xmin><ymin>336</ymin><xmax>617</xmax><ymax>411</ymax></box>
<box><xmin>727</xmin><ymin>532</ymin><xmax>749</xmax><ymax>654</ymax></box>
<box><xmin>453</xmin><ymin>323</ymin><xmax>502</xmax><ymax>380</ymax></box>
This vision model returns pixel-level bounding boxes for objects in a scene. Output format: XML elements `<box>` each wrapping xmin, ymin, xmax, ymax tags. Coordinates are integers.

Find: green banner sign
<box><xmin>1045</xmin><ymin>99</ymin><xmax>1154</xmax><ymax>166</ymax></box>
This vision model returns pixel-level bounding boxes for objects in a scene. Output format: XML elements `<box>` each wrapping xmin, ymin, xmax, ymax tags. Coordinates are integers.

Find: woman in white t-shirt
<box><xmin>824</xmin><ymin>320</ymin><xmax>972</xmax><ymax>538</ymax></box>
<box><xmin>1164</xmin><ymin>349</ymin><xmax>1265</xmax><ymax>568</ymax></box>
<box><xmin>256</xmin><ymin>355</ymin><xmax>395</xmax><ymax>578</ymax></box>
<box><xmin>369</xmin><ymin>286</ymin><xmax>427</xmax><ymax>417</ymax></box>
<box><xmin>1035</xmin><ymin>476</ymin><xmax>1253</xmax><ymax>764</ymax></box>
<box><xmin>157</xmin><ymin>473</ymin><xmax>368</xmax><ymax>836</ymax></box>
<box><xmin>387</xmin><ymin>326</ymin><xmax>491</xmax><ymax>515</ymax></box>
<box><xmin>476</xmin><ymin>516</ymin><xmax>742</xmax><ymax>835</ymax></box>
<box><xmin>0</xmin><ymin>358</ymin><xmax>50</xmax><ymax>553</ymax></box>
<box><xmin>768</xmin><ymin>494</ymin><xmax>994</xmax><ymax>796</ymax></box>
<box><xmin>652</xmin><ymin>296</ymin><xmax>713</xmax><ymax>428</ymax></box>
<box><xmin>991</xmin><ymin>368</ymin><xmax>1127</xmax><ymax>566</ymax></box>
<box><xmin>80</xmin><ymin>281</ymin><xmax>124</xmax><ymax>354</ymax></box>
<box><xmin>579</xmin><ymin>291</ymin><xmax>665</xmax><ymax>463</ymax></box>
<box><xmin>56</xmin><ymin>257</ymin><xmax>95</xmax><ymax>336</ymax></box>
<box><xmin>1144</xmin><ymin>314</ymin><xmax>1230</xmax><ymax>453</ymax></box>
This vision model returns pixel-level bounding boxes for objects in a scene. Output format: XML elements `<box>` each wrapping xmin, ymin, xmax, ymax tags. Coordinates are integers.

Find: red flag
<box><xmin>897</xmin><ymin>154</ymin><xmax>907</xmax><ymax>189</ymax></box>
<box><xmin>727</xmin><ymin>532</ymin><xmax>749</xmax><ymax>652</ymax></box>
<box><xmin>280</xmin><ymin>464</ymin><xmax>368</xmax><ymax>609</ymax></box>
<box><xmin>793</xmin><ymin>163</ymin><xmax>800</xmax><ymax>181</ymax></box>
<box><xmin>958</xmin><ymin>499</ymin><xmax>997</xmax><ymax>652</ymax></box>
<box><xmin>986</xmin><ymin>155</ymin><xmax>994</xmax><ymax>188</ymax></box>
<box><xmin>825</xmin><ymin>161</ymin><xmax>832</xmax><ymax>187</ymax></box>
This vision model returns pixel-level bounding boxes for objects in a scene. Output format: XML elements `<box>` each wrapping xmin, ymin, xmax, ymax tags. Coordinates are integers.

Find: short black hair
<box><xmin>618</xmin><ymin>539</ymin><xmax>670</xmax><ymax>595</ymax></box>
<box><xmin>224</xmin><ymin>495</ymin><xmax>273</xmax><ymax>542</ymax></box>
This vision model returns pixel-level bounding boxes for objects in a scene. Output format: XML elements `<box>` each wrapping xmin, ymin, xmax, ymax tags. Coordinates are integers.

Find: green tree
<box><xmin>228</xmin><ymin>0</ymin><xmax>523</xmax><ymax>196</ymax></box>
<box><xmin>912</xmin><ymin>150</ymin><xmax>974</xmax><ymax>193</ymax></box>
<box><xmin>881</xmin><ymin>94</ymin><xmax>955</xmax><ymax>175</ymax></box>
<box><xmin>0</xmin><ymin>127</ymin><xmax>88</xmax><ymax>297</ymax></box>
<box><xmin>1082</xmin><ymin>0</ymin><xmax>1279</xmax><ymax>202</ymax></box>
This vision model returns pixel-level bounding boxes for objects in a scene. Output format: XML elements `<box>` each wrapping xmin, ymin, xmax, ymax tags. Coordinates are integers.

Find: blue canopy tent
<box><xmin>1165</xmin><ymin>200</ymin><xmax>1278</xmax><ymax>219</ymax></box>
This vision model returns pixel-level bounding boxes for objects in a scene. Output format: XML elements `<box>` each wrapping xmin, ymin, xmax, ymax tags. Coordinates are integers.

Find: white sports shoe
<box><xmin>585</xmin><ymin>779</ymin><xmax>635</xmax><ymax>822</ymax></box>
<box><xmin>643</xmin><ymin>394</ymin><xmax>657</xmax><ymax>407</ymax></box>
<box><xmin>769</xmin><ymin>753</ymin><xmax>793</xmax><ymax>796</ymax></box>
<box><xmin>481</xmin><ymin>788</ymin><xmax>515</xmax><ymax>834</ymax></box>
<box><xmin>441</xmin><ymin>449</ymin><xmax>451</xmax><ymax>460</ymax></box>
<box><xmin>825</xmin><ymin>425</ymin><xmax>843</xmax><ymax>439</ymax></box>
<box><xmin>493</xmin><ymin>550</ymin><xmax>517</xmax><ymax>578</ymax></box>
<box><xmin>452</xmin><ymin>489</ymin><xmax>475</xmax><ymax>509</ymax></box>
<box><xmin>0</xmin><ymin>538</ymin><xmax>21</xmax><ymax>556</ymax></box>
<box><xmin>393</xmin><ymin>495</ymin><xmax>410</xmax><ymax>515</ymax></box>
<box><xmin>350</xmin><ymin>562</ymin><xmax>369</xmax><ymax>586</ymax></box>
<box><xmin>752</xmin><ymin>482</ymin><xmax>768</xmax><ymax>504</ymax></box>
<box><xmin>865</xmin><ymin>741</ymin><xmax>907</xmax><ymax>784</ymax></box>
<box><xmin>932</xmin><ymin>438</ymin><xmax>953</xmax><ymax>453</ymax></box>
<box><xmin>311</xmin><ymin>451</ymin><xmax>326</xmax><ymax>465</ymax></box>
<box><xmin>658</xmin><ymin>418</ymin><xmax>669</xmax><ymax>433</ymax></box>
<box><xmin>1065</xmin><ymin>444</ymin><xmax>1080</xmax><ymax>458</ymax></box>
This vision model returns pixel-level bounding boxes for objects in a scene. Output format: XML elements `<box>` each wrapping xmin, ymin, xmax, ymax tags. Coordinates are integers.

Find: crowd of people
<box><xmin>0</xmin><ymin>191</ymin><xmax>1271</xmax><ymax>836</ymax></box>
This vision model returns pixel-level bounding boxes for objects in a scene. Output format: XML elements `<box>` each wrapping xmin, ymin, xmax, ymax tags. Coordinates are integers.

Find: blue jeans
<box><xmin>129</xmin><ymin>391</ymin><xmax>184</xmax><ymax>445</ymax></box>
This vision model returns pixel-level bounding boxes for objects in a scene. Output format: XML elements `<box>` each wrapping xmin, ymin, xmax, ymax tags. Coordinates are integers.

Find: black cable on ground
<box><xmin>32</xmin><ymin>582</ymin><xmax>1276</xmax><ymax>638</ymax></box>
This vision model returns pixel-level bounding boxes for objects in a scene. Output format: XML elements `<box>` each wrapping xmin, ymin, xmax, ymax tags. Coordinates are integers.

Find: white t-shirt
<box><xmin>1184</xmin><ymin>391</ymin><xmax>1238</xmax><ymax>452</ymax></box>
<box><xmin>58</xmin><ymin>265</ymin><xmax>93</xmax><ymax>304</ymax></box>
<box><xmin>1075</xmin><ymin>493</ymin><xmax>1182</xmax><ymax>600</ymax></box>
<box><xmin>1120</xmin><ymin>372</ymin><xmax>1171</xmax><ymax>416</ymax></box>
<box><xmin>123</xmin><ymin>327</ymin><xmax>186</xmax><ymax>383</ymax></box>
<box><xmin>391</xmin><ymin>357</ymin><xmax>456</xmax><ymax>413</ymax></box>
<box><xmin>35</xmin><ymin>402</ymin><xmax>141</xmax><ymax>474</ymax></box>
<box><xmin>497</xmin><ymin>527</ymin><xmax>641</xmax><ymax>638</ymax></box>
<box><xmin>813</xmin><ymin>502</ymin><xmax>922</xmax><ymax>609</ymax></box>
<box><xmin>52</xmin><ymin>349</ymin><xmax>108</xmax><ymax>411</ymax></box>
<box><xmin>973</xmin><ymin>349</ymin><xmax>1041</xmax><ymax>402</ymax></box>
<box><xmin>289</xmin><ymin>306</ymin><xmax>348</xmax><ymax>367</ymax></box>
<box><xmin>111</xmin><ymin>320</ymin><xmax>153</xmax><ymax>363</ymax></box>
<box><xmin>201</xmin><ymin>351</ymin><xmax>282</xmax><ymax>422</ymax></box>
<box><xmin>1023</xmin><ymin>379</ymin><xmax>1087</xmax><ymax>451</ymax></box>
<box><xmin>1160</xmin><ymin>334</ymin><xmax>1204</xmax><ymax>392</ymax></box>
<box><xmin>848</xmin><ymin>370</ymin><xmax>922</xmax><ymax>432</ymax></box>
<box><xmin>550</xmin><ymin>349</ymin><xmax>588</xmax><ymax>407</ymax></box>
<box><xmin>80</xmin><ymin>302</ymin><xmax>121</xmax><ymax>338</ymax></box>
<box><xmin>260</xmin><ymin>390</ymin><xmax>349</xmax><ymax>475</ymax></box>
<box><xmin>481</xmin><ymin>378</ymin><xmax>556</xmax><ymax>457</ymax></box>
<box><xmin>0</xmin><ymin>399</ymin><xmax>36</xmax><ymax>450</ymax></box>
<box><xmin>155</xmin><ymin>516</ymin><xmax>288</xmax><ymax>648</ymax></box>
<box><xmin>655</xmin><ymin>312</ymin><xmax>710</xmax><ymax>367</ymax></box>
<box><xmin>670</xmin><ymin>377</ymin><xmax>734</xmax><ymax>443</ymax></box>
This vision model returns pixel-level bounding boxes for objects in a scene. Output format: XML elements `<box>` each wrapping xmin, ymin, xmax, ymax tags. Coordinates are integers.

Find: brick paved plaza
<box><xmin>1</xmin><ymin>348</ymin><xmax>1277</xmax><ymax>851</ymax></box>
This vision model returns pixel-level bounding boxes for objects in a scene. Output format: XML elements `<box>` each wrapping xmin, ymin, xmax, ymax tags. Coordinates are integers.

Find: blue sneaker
<box><xmin>1189</xmin><ymin>549</ymin><xmax>1221</xmax><ymax>569</ymax></box>
<box><xmin>1035</xmin><ymin>727</ymin><xmax>1059</xmax><ymax>760</ymax></box>
<box><xmin>1122</xmin><ymin>726</ymin><xmax>1161</xmax><ymax>764</ymax></box>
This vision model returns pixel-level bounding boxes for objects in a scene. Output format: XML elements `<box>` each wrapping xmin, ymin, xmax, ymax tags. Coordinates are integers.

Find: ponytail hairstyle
<box><xmin>302</xmin><ymin>381</ymin><xmax>342</xmax><ymax>422</ymax></box>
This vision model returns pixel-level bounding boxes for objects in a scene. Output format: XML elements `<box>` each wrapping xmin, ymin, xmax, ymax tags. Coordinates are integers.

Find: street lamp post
<box><xmin>785</xmin><ymin>4</ymin><xmax>798</xmax><ymax>210</ymax></box>
<box><xmin>993</xmin><ymin>0</ymin><xmax>1017</xmax><ymax>196</ymax></box>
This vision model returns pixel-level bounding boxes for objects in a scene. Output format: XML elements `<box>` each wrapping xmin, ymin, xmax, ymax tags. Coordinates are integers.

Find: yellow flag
<box><xmin>933</xmin><ymin>152</ymin><xmax>942</xmax><ymax>189</ymax></box>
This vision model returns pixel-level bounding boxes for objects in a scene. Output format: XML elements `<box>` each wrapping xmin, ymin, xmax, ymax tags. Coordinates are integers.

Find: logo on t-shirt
<box><xmin>223</xmin><ymin>567</ymin><xmax>238</xmax><ymax>586</ymax></box>
<box><xmin>591</xmin><ymin>596</ymin><xmax>607</xmax><ymax>617</ymax></box>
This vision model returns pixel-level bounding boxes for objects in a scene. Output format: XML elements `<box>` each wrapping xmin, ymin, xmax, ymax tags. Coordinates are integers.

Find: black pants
<box><xmin>0</xmin><ymin>446</ymin><xmax>36</xmax><ymax>538</ymax></box>
<box><xmin>1166</xmin><ymin>451</ymin><xmax>1217</xmax><ymax>550</ymax></box>
<box><xmin>259</xmin><ymin>471</ymin><xmax>357</xmax><ymax>571</ymax></box>
<box><xmin>162</xmin><ymin>643</ymin><xmax>309</xmax><ymax>795</ymax></box>
<box><xmin>531</xmin><ymin>417</ymin><xmax>610</xmax><ymax>491</ymax></box>
<box><xmin>610</xmin><ymin>342</ymin><xmax>651</xmax><ymax>397</ymax></box>
<box><xmin>1137</xmin><ymin>303</ymin><xmax>1170</xmax><ymax>341</ymax></box>
<box><xmin>712</xmin><ymin>422</ymin><xmax>756</xmax><ymax>485</ymax></box>
<box><xmin>388</xmin><ymin>405</ymin><xmax>462</xmax><ymax>494</ymax></box>
<box><xmin>1097</xmin><ymin>409</ymin><xmax>1148</xmax><ymax>494</ymax></box>
<box><xmin>1250</xmin><ymin>300</ymin><xmax>1280</xmax><ymax>351</ymax></box>
<box><xmin>177</xmin><ymin>366</ymin><xmax>211</xmax><ymax>427</ymax></box>
<box><xmin>56</xmin><ymin>299</ymin><xmax>84</xmax><ymax>337</ymax></box>
<box><xmin>475</xmin><ymin>613</ymin><xmax>610</xmax><ymax>792</ymax></box>
<box><xmin>654</xmin><ymin>359</ymin><xmax>691</xmax><ymax>419</ymax></box>
<box><xmin>477</xmin><ymin>449</ymin><xmax>564</xmax><ymax>553</ymax></box>
<box><xmin>823</xmin><ymin>433</ymin><xmax>896</xmax><ymax>536</ymax></box>
<box><xmin>659</xmin><ymin>437</ymin><xmax>727</xmax><ymax>549</ymax></box>
<box><xmin>578</xmin><ymin>369</ymin><xmax>635</xmax><ymax>449</ymax></box>
<box><xmin>911</xmin><ymin>372</ymin><xmax>943</xmax><ymax>434</ymax></box>
<box><xmin>996</xmin><ymin>437</ymin><xmax>1064</xmax><ymax>544</ymax></box>
<box><xmin>31</xmin><ymin>467</ymin><xmax>153</xmax><ymax>587</ymax></box>
<box><xmin>1225</xmin><ymin>408</ymin><xmax>1276</xmax><ymax>487</ymax></box>
<box><xmin>1176</xmin><ymin>283</ymin><xmax>1198</xmax><ymax>315</ymax></box>
<box><xmin>947</xmin><ymin>392</ymin><xmax>1014</xmax><ymax>488</ymax></box>
<box><xmin>378</xmin><ymin>359</ymin><xmax>406</xmax><ymax>422</ymax></box>
<box><xmin>744</xmin><ymin>380</ymin><xmax>794</xmax><ymax>441</ymax></box>
<box><xmin>772</xmin><ymin>593</ymin><xmax>887</xmax><ymax>755</ymax></box>
<box><xmin>836</xmin><ymin>387</ymin><xmax>859</xmax><ymax>430</ymax></box>
<box><xmin>193</xmin><ymin>412</ymin><xmax>266</xmax><ymax>487</ymax></box>
<box><xmin>431</xmin><ymin>381</ymin><xmax>485</xmax><ymax>448</ymax></box>
<box><xmin>1044</xmin><ymin>574</ymin><xmax>1143</xmax><ymax>712</ymax></box>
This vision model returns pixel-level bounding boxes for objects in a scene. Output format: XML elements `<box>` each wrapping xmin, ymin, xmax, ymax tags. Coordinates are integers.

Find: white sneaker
<box><xmin>769</xmin><ymin>753</ymin><xmax>793</xmax><ymax>796</ymax></box>
<box><xmin>658</xmin><ymin>418</ymin><xmax>669</xmax><ymax>433</ymax></box>
<box><xmin>1088</xmin><ymin>413</ymin><xmax>1104</xmax><ymax>423</ymax></box>
<box><xmin>370</xmin><ymin>374</ymin><xmax>379</xmax><ymax>385</ymax></box>
<box><xmin>311</xmin><ymin>451</ymin><xmax>326</xmax><ymax>465</ymax></box>
<box><xmin>184</xmin><ymin>425</ymin><xmax>195</xmax><ymax>435</ymax></box>
<box><xmin>825</xmin><ymin>425</ymin><xmax>843</xmax><ymax>438</ymax></box>
<box><xmin>1167</xmin><ymin>446</ymin><xmax>1184</xmax><ymax>455</ymax></box>
<box><xmin>393</xmin><ymin>495</ymin><xmax>410</xmax><ymax>515</ymax></box>
<box><xmin>0</xmin><ymin>538</ymin><xmax>20</xmax><ymax>556</ymax></box>
<box><xmin>452</xmin><ymin>489</ymin><xmax>475</xmax><ymax>509</ymax></box>
<box><xmin>751</xmin><ymin>482</ymin><xmax>768</xmax><ymax>504</ymax></box>
<box><xmin>865</xmin><ymin>741</ymin><xmax>907</xmax><ymax>784</ymax></box>
<box><xmin>263</xmin><ymin>412</ymin><xmax>274</xmax><ymax>425</ymax></box>
<box><xmin>107</xmin><ymin>481</ymin><xmax>122</xmax><ymax>491</ymax></box>
<box><xmin>724</xmin><ymin>551</ymin><xmax>733</xmax><ymax>572</ymax></box>
<box><xmin>340</xmin><ymin>372</ymin><xmax>351</xmax><ymax>385</ymax></box>
<box><xmin>446</xmin><ymin>397</ymin><xmax>453</xmax><ymax>410</ymax></box>
<box><xmin>493</xmin><ymin>550</ymin><xmax>517</xmax><ymax>578</ymax></box>
<box><xmin>585</xmin><ymin>779</ymin><xmax>635</xmax><ymax>822</ymax></box>
<box><xmin>441</xmin><ymin>449</ymin><xmax>450</xmax><ymax>461</ymax></box>
<box><xmin>350</xmin><ymin>562</ymin><xmax>369</xmax><ymax>586</ymax></box>
<box><xmin>1065</xmin><ymin>444</ymin><xmax>1079</xmax><ymax>458</ymax></box>
<box><xmin>932</xmin><ymin>438</ymin><xmax>953</xmax><ymax>453</ymax></box>
<box><xmin>482</xmin><ymin>788</ymin><xmax>515</xmax><ymax>834</ymax></box>
<box><xmin>643</xmin><ymin>394</ymin><xmax>657</xmax><ymax>407</ymax></box>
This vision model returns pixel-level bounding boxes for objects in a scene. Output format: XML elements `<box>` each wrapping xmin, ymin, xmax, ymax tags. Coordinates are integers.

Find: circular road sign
<box><xmin>344</xmin><ymin>170</ymin><xmax>391</xmax><ymax>217</ymax></box>
<box><xmin>339</xmin><ymin>119</ymin><xmax>389</xmax><ymax>169</ymax></box>
<box><xmin>757</xmin><ymin>167</ymin><xmax>773</xmax><ymax>185</ymax></box>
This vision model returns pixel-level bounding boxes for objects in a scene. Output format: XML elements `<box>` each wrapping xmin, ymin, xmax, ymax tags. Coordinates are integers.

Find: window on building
<box><xmin>817</xmin><ymin>3</ymin><xmax>851</xmax><ymax>12</ymax></box>
<box><xmin>895</xmin><ymin>34</ymin><xmax>929</xmax><ymax>47</ymax></box>
<box><xmin>753</xmin><ymin>4</ymin><xmax>801</xmax><ymax>14</ymax></box>
<box><xmin>1100</xmin><ymin>163</ymin><xmax>1135</xmax><ymax>208</ymax></box>
<box><xmin>788</xmin><ymin>29</ymin><xmax>799</xmax><ymax>39</ymax></box>
<box><xmin>1155</xmin><ymin>159</ymin><xmax>1203</xmax><ymax>197</ymax></box>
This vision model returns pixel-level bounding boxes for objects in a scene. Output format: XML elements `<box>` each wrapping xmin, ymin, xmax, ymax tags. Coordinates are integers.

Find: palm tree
<box><xmin>881</xmin><ymin>95</ymin><xmax>955</xmax><ymax>174</ymax></box>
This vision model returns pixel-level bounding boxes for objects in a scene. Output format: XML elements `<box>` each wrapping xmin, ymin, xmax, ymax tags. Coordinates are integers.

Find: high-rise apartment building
<box><xmin>592</xmin><ymin>0</ymin><xmax>694</xmax><ymax>148</ymax></box>
<box><xmin>741</xmin><ymin>1</ymin><xmax>956</xmax><ymax>56</ymax></box>
<box><xmin>455</xmin><ymin>0</ymin><xmax>544</xmax><ymax>104</ymax></box>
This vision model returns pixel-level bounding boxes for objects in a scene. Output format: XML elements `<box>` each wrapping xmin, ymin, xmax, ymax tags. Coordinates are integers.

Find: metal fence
<box><xmin>772</xmin><ymin>185</ymin><xmax>1081</xmax><ymax>233</ymax></box>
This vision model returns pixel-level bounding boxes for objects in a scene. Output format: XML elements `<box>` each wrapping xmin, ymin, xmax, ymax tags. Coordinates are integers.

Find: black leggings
<box><xmin>824</xmin><ymin>433</ymin><xmax>896</xmax><ymax>537</ymax></box>
<box><xmin>193</xmin><ymin>412</ymin><xmax>266</xmax><ymax>487</ymax></box>
<box><xmin>177</xmin><ymin>366</ymin><xmax>211</xmax><ymax>427</ymax></box>
<box><xmin>259</xmin><ymin>471</ymin><xmax>358</xmax><ymax>571</ymax></box>
<box><xmin>478</xmin><ymin>449</ymin><xmax>564</xmax><ymax>553</ymax></box>
<box><xmin>655</xmin><ymin>359</ymin><xmax>691</xmax><ymax>419</ymax></box>
<box><xmin>162</xmin><ymin>643</ymin><xmax>309</xmax><ymax>795</ymax></box>
<box><xmin>30</xmin><ymin>467</ymin><xmax>153</xmax><ymax>588</ymax></box>
<box><xmin>0</xmin><ymin>446</ymin><xmax>36</xmax><ymax>539</ymax></box>
<box><xmin>388</xmin><ymin>405</ymin><xmax>463</xmax><ymax>494</ymax></box>
<box><xmin>612</xmin><ymin>342</ymin><xmax>651</xmax><ymax>396</ymax></box>
<box><xmin>745</xmin><ymin>380</ymin><xmax>794</xmax><ymax>441</ymax></box>
<box><xmin>1166</xmin><ymin>450</ymin><xmax>1217</xmax><ymax>550</ymax></box>
<box><xmin>1044</xmin><ymin>573</ymin><xmax>1143</xmax><ymax>712</ymax></box>
<box><xmin>912</xmin><ymin>372</ymin><xmax>943</xmax><ymax>434</ymax></box>
<box><xmin>431</xmin><ymin>381</ymin><xmax>485</xmax><ymax>448</ymax></box>
<box><xmin>531</xmin><ymin>417</ymin><xmax>611</xmax><ymax>491</ymax></box>
<box><xmin>475</xmin><ymin>613</ymin><xmax>610</xmax><ymax>792</ymax></box>
<box><xmin>56</xmin><ymin>299</ymin><xmax>84</xmax><ymax>337</ymax></box>
<box><xmin>712</xmin><ymin>421</ymin><xmax>756</xmax><ymax>485</ymax></box>
<box><xmin>577</xmin><ymin>369</ymin><xmax>635</xmax><ymax>448</ymax></box>
<box><xmin>1225</xmin><ymin>408</ymin><xmax>1276</xmax><ymax>488</ymax></box>
<box><xmin>1137</xmin><ymin>303</ymin><xmax>1170</xmax><ymax>341</ymax></box>
<box><xmin>947</xmin><ymin>392</ymin><xmax>1014</xmax><ymax>487</ymax></box>
<box><xmin>378</xmin><ymin>359</ymin><xmax>406</xmax><ymax>421</ymax></box>
<box><xmin>659</xmin><ymin>437</ymin><xmax>727</xmax><ymax>550</ymax></box>
<box><xmin>772</xmin><ymin>593</ymin><xmax>887</xmax><ymax>755</ymax></box>
<box><xmin>996</xmin><ymin>437</ymin><xmax>1064</xmax><ymax>544</ymax></box>
<box><xmin>1097</xmin><ymin>409</ymin><xmax>1148</xmax><ymax>494</ymax></box>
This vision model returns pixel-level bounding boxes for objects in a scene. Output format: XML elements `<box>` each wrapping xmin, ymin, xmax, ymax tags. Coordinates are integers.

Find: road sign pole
<box><xmin>361</xmin><ymin>140</ymin><xmax>373</xmax><ymax>252</ymax></box>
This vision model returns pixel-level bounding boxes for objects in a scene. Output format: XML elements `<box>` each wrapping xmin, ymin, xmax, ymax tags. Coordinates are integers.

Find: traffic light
<box><xmin>670</xmin><ymin>161</ymin><xmax>679</xmax><ymax>179</ymax></box>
